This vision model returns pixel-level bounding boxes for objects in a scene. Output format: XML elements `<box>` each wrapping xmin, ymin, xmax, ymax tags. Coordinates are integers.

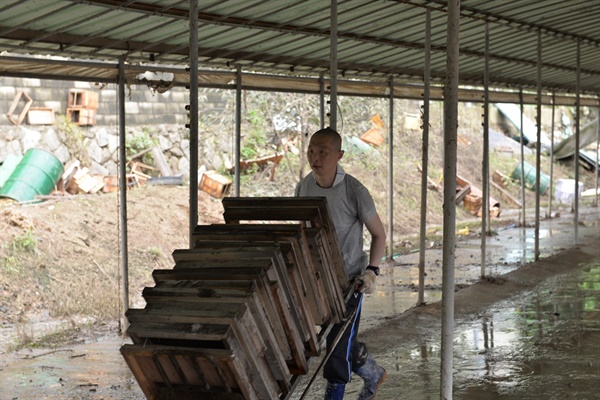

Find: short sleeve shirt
<box><xmin>295</xmin><ymin>170</ymin><xmax>377</xmax><ymax>278</ymax></box>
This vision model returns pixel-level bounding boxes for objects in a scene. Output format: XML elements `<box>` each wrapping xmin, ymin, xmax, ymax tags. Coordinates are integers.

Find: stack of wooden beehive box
<box><xmin>66</xmin><ymin>89</ymin><xmax>98</xmax><ymax>126</ymax></box>
<box><xmin>121</xmin><ymin>197</ymin><xmax>350</xmax><ymax>400</ymax></box>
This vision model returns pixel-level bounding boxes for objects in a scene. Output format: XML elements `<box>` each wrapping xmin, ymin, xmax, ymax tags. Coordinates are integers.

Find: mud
<box><xmin>1</xmin><ymin>206</ymin><xmax>599</xmax><ymax>400</ymax></box>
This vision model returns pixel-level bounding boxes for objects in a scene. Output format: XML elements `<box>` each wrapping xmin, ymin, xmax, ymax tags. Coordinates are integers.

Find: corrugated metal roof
<box><xmin>0</xmin><ymin>0</ymin><xmax>599</xmax><ymax>95</ymax></box>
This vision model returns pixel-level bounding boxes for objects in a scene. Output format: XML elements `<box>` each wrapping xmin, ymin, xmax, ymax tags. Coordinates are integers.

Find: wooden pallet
<box><xmin>172</xmin><ymin>246</ymin><xmax>318</xmax><ymax>354</ymax></box>
<box><xmin>121</xmin><ymin>344</ymin><xmax>256</xmax><ymax>400</ymax></box>
<box><xmin>220</xmin><ymin>197</ymin><xmax>349</xmax><ymax>322</ymax></box>
<box><xmin>122</xmin><ymin>197</ymin><xmax>352</xmax><ymax>399</ymax></box>
<box><xmin>192</xmin><ymin>224</ymin><xmax>330</xmax><ymax>325</ymax></box>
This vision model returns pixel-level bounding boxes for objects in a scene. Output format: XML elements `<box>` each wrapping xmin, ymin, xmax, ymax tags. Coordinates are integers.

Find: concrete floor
<box><xmin>1</xmin><ymin>204</ymin><xmax>599</xmax><ymax>400</ymax></box>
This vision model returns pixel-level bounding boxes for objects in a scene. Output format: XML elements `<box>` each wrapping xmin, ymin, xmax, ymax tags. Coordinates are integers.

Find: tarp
<box><xmin>553</xmin><ymin>119</ymin><xmax>599</xmax><ymax>159</ymax></box>
<box><xmin>494</xmin><ymin>103</ymin><xmax>552</xmax><ymax>151</ymax></box>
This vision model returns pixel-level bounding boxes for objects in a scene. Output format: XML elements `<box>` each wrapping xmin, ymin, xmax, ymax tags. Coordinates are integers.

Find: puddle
<box><xmin>0</xmin><ymin>338</ymin><xmax>144</xmax><ymax>400</ymax></box>
<box><xmin>346</xmin><ymin>258</ymin><xmax>600</xmax><ymax>400</ymax></box>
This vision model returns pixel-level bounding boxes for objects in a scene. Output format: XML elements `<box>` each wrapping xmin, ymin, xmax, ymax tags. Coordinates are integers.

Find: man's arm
<box><xmin>365</xmin><ymin>212</ymin><xmax>386</xmax><ymax>267</ymax></box>
<box><xmin>355</xmin><ymin>212</ymin><xmax>386</xmax><ymax>294</ymax></box>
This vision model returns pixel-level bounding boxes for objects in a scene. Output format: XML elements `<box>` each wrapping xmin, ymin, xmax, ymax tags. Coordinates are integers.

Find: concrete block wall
<box><xmin>0</xmin><ymin>78</ymin><xmax>190</xmax><ymax>126</ymax></box>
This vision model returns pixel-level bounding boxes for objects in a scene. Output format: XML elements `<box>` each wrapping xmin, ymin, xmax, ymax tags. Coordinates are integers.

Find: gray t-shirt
<box><xmin>295</xmin><ymin>170</ymin><xmax>377</xmax><ymax>278</ymax></box>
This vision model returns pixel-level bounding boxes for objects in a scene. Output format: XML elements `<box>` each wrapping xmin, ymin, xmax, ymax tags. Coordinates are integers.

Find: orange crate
<box><xmin>68</xmin><ymin>89</ymin><xmax>98</xmax><ymax>109</ymax></box>
<box><xmin>67</xmin><ymin>107</ymin><xmax>97</xmax><ymax>126</ymax></box>
<box><xmin>199</xmin><ymin>171</ymin><xmax>232</xmax><ymax>199</ymax></box>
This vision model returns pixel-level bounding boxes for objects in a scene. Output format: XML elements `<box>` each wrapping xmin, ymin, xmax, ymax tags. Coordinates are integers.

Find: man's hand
<box><xmin>355</xmin><ymin>269</ymin><xmax>377</xmax><ymax>294</ymax></box>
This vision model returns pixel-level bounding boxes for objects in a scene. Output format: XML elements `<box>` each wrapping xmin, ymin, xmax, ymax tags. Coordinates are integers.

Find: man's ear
<box><xmin>338</xmin><ymin>150</ymin><xmax>344</xmax><ymax>160</ymax></box>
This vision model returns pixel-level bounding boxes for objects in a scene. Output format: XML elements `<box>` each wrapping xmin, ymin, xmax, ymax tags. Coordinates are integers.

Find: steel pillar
<box><xmin>388</xmin><ymin>76</ymin><xmax>394</xmax><ymax>259</ymax></box>
<box><xmin>418</xmin><ymin>8</ymin><xmax>431</xmax><ymax>305</ymax></box>
<box><xmin>440</xmin><ymin>0</ymin><xmax>460</xmax><ymax>398</ymax></box>
<box><xmin>548</xmin><ymin>93</ymin><xmax>555</xmax><ymax>218</ymax></box>
<box><xmin>117</xmin><ymin>58</ymin><xmax>129</xmax><ymax>334</ymax></box>
<box><xmin>574</xmin><ymin>39</ymin><xmax>581</xmax><ymax>244</ymax></box>
<box><xmin>235</xmin><ymin>65</ymin><xmax>242</xmax><ymax>196</ymax></box>
<box><xmin>481</xmin><ymin>21</ymin><xmax>490</xmax><ymax>276</ymax></box>
<box><xmin>535</xmin><ymin>30</ymin><xmax>542</xmax><ymax>260</ymax></box>
<box><xmin>329</xmin><ymin>0</ymin><xmax>338</xmax><ymax>130</ymax></box>
<box><xmin>188</xmin><ymin>0</ymin><xmax>199</xmax><ymax>246</ymax></box>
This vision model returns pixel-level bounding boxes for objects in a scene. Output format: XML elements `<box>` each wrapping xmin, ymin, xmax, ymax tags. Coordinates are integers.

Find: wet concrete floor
<box><xmin>1</xmin><ymin>206</ymin><xmax>599</xmax><ymax>399</ymax></box>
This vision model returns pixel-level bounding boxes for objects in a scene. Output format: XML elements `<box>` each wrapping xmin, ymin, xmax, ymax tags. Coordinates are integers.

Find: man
<box><xmin>295</xmin><ymin>127</ymin><xmax>387</xmax><ymax>400</ymax></box>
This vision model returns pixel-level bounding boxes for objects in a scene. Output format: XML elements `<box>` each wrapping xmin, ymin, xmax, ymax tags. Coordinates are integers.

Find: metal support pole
<box><xmin>534</xmin><ymin>30</ymin><xmax>542</xmax><ymax>260</ymax></box>
<box><xmin>548</xmin><ymin>93</ymin><xmax>555</xmax><ymax>218</ymax></box>
<box><xmin>117</xmin><ymin>58</ymin><xmax>129</xmax><ymax>334</ymax></box>
<box><xmin>481</xmin><ymin>21</ymin><xmax>490</xmax><ymax>277</ymax></box>
<box><xmin>519</xmin><ymin>89</ymin><xmax>526</xmax><ymax>229</ymax></box>
<box><xmin>319</xmin><ymin>72</ymin><xmax>325</xmax><ymax>129</ymax></box>
<box><xmin>388</xmin><ymin>77</ymin><xmax>394</xmax><ymax>259</ymax></box>
<box><xmin>574</xmin><ymin>39</ymin><xmax>581</xmax><ymax>244</ymax></box>
<box><xmin>441</xmin><ymin>0</ymin><xmax>459</xmax><ymax>398</ymax></box>
<box><xmin>595</xmin><ymin>110</ymin><xmax>599</xmax><ymax>207</ymax></box>
<box><xmin>329</xmin><ymin>0</ymin><xmax>337</xmax><ymax>130</ymax></box>
<box><xmin>188</xmin><ymin>0</ymin><xmax>199</xmax><ymax>247</ymax></box>
<box><xmin>234</xmin><ymin>65</ymin><xmax>242</xmax><ymax>196</ymax></box>
<box><xmin>418</xmin><ymin>8</ymin><xmax>431</xmax><ymax>305</ymax></box>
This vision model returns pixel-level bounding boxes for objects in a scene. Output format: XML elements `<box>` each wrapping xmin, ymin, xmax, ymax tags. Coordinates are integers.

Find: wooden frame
<box><xmin>6</xmin><ymin>90</ymin><xmax>33</xmax><ymax>126</ymax></box>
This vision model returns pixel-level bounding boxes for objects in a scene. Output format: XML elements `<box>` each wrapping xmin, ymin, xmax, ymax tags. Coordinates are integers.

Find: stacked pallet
<box><xmin>121</xmin><ymin>197</ymin><xmax>350</xmax><ymax>400</ymax></box>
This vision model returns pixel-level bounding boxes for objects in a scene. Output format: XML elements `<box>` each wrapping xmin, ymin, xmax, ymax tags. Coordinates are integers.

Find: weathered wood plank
<box><xmin>126</xmin><ymin>319</ymin><xmax>280</xmax><ymax>399</ymax></box>
<box><xmin>192</xmin><ymin>225</ymin><xmax>330</xmax><ymax>325</ymax></box>
<box><xmin>142</xmin><ymin>281</ymin><xmax>293</xmax><ymax>361</ymax></box>
<box><xmin>120</xmin><ymin>344</ymin><xmax>258</xmax><ymax>400</ymax></box>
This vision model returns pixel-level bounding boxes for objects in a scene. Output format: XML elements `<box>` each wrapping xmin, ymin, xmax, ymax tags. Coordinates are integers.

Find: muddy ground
<box><xmin>0</xmin><ymin>188</ymin><xmax>599</xmax><ymax>399</ymax></box>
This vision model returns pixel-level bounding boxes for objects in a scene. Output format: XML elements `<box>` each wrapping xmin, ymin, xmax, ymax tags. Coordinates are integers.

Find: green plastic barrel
<box><xmin>511</xmin><ymin>161</ymin><xmax>550</xmax><ymax>195</ymax></box>
<box><xmin>0</xmin><ymin>149</ymin><xmax>63</xmax><ymax>202</ymax></box>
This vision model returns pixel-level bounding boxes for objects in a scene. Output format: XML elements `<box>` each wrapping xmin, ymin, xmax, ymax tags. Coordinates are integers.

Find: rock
<box><xmin>90</xmin><ymin>161</ymin><xmax>109</xmax><ymax>176</ymax></box>
<box><xmin>178</xmin><ymin>157</ymin><xmax>190</xmax><ymax>178</ymax></box>
<box><xmin>43</xmin><ymin>128</ymin><xmax>61</xmax><ymax>151</ymax></box>
<box><xmin>96</xmin><ymin>128</ymin><xmax>109</xmax><ymax>147</ymax></box>
<box><xmin>169</xmin><ymin>146</ymin><xmax>184</xmax><ymax>157</ymax></box>
<box><xmin>180</xmin><ymin>139</ymin><xmax>190</xmax><ymax>157</ymax></box>
<box><xmin>104</xmin><ymin>159</ymin><xmax>118</xmax><ymax>175</ymax></box>
<box><xmin>169</xmin><ymin>132</ymin><xmax>181</xmax><ymax>144</ymax></box>
<box><xmin>5</xmin><ymin>139</ymin><xmax>23</xmax><ymax>157</ymax></box>
<box><xmin>107</xmin><ymin>133</ymin><xmax>118</xmax><ymax>155</ymax></box>
<box><xmin>158</xmin><ymin>135</ymin><xmax>172</xmax><ymax>151</ymax></box>
<box><xmin>20</xmin><ymin>127</ymin><xmax>42</xmax><ymax>151</ymax></box>
<box><xmin>87</xmin><ymin>140</ymin><xmax>103</xmax><ymax>163</ymax></box>
<box><xmin>101</xmin><ymin>147</ymin><xmax>113</xmax><ymax>163</ymax></box>
<box><xmin>54</xmin><ymin>145</ymin><xmax>70</xmax><ymax>163</ymax></box>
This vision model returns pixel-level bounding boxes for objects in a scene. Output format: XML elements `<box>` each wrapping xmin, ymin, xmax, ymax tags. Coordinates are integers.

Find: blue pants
<box><xmin>323</xmin><ymin>292</ymin><xmax>370</xmax><ymax>384</ymax></box>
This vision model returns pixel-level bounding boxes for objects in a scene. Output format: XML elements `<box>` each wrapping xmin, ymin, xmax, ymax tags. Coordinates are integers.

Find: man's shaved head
<box><xmin>311</xmin><ymin>127</ymin><xmax>342</xmax><ymax>152</ymax></box>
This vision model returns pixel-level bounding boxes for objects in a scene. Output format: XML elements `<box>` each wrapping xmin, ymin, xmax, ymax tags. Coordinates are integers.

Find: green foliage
<box><xmin>1</xmin><ymin>256</ymin><xmax>19</xmax><ymax>272</ymax></box>
<box><xmin>146</xmin><ymin>246</ymin><xmax>162</xmax><ymax>261</ymax></box>
<box><xmin>54</xmin><ymin>115</ymin><xmax>91</xmax><ymax>166</ymax></box>
<box><xmin>1</xmin><ymin>229</ymin><xmax>38</xmax><ymax>273</ymax></box>
<box><xmin>126</xmin><ymin>128</ymin><xmax>158</xmax><ymax>165</ymax></box>
<box><xmin>12</xmin><ymin>228</ymin><xmax>38</xmax><ymax>254</ymax></box>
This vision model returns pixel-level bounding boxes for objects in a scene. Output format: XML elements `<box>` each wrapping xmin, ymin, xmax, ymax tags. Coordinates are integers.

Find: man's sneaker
<box><xmin>355</xmin><ymin>357</ymin><xmax>387</xmax><ymax>400</ymax></box>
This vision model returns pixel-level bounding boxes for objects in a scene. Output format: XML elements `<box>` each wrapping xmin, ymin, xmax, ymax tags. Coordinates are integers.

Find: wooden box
<box><xmin>67</xmin><ymin>107</ymin><xmax>97</xmax><ymax>125</ymax></box>
<box><xmin>221</xmin><ymin>197</ymin><xmax>349</xmax><ymax>318</ymax></box>
<box><xmin>68</xmin><ymin>89</ymin><xmax>99</xmax><ymax>109</ymax></box>
<box><xmin>126</xmin><ymin>297</ymin><xmax>284</xmax><ymax>399</ymax></box>
<box><xmin>192</xmin><ymin>224</ymin><xmax>332</xmax><ymax>326</ymax></box>
<box><xmin>27</xmin><ymin>107</ymin><xmax>55</xmax><ymax>125</ymax></box>
<box><xmin>199</xmin><ymin>170</ymin><xmax>232</xmax><ymax>199</ymax></box>
<box><xmin>173</xmin><ymin>245</ymin><xmax>319</xmax><ymax>356</ymax></box>
<box><xmin>121</xmin><ymin>344</ymin><xmax>258</xmax><ymax>400</ymax></box>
